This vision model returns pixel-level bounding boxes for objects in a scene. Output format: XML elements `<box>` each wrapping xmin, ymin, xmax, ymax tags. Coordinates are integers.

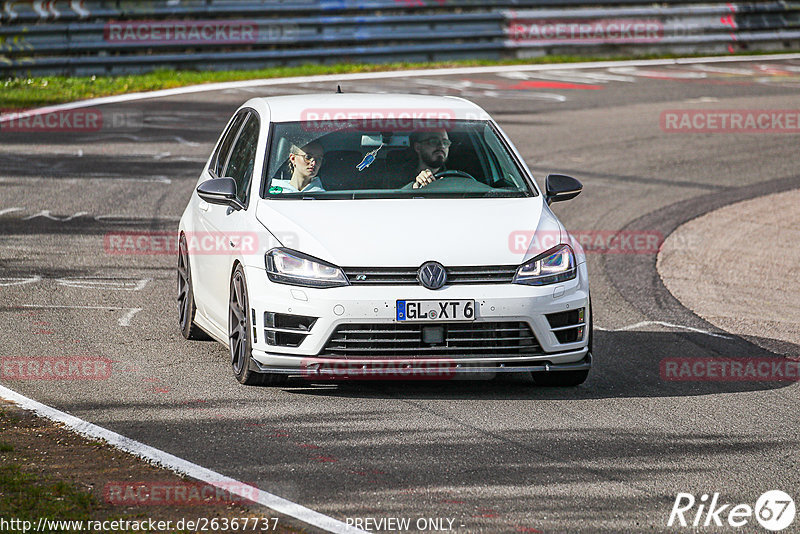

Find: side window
<box><xmin>212</xmin><ymin>111</ymin><xmax>247</xmax><ymax>177</ymax></box>
<box><xmin>223</xmin><ymin>113</ymin><xmax>260</xmax><ymax>204</ymax></box>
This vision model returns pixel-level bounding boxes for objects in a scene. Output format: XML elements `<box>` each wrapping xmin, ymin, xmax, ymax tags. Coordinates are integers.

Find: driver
<box><xmin>409</xmin><ymin>130</ymin><xmax>451</xmax><ymax>188</ymax></box>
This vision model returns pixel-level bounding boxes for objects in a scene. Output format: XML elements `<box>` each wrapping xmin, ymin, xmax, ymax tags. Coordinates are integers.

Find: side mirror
<box><xmin>197</xmin><ymin>177</ymin><xmax>244</xmax><ymax>210</ymax></box>
<box><xmin>545</xmin><ymin>174</ymin><xmax>582</xmax><ymax>205</ymax></box>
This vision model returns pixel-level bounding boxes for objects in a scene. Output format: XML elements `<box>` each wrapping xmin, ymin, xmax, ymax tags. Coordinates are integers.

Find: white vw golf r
<box><xmin>178</xmin><ymin>93</ymin><xmax>592</xmax><ymax>386</ymax></box>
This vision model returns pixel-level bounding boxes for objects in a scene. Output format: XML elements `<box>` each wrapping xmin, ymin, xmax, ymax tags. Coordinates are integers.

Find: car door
<box><xmin>195</xmin><ymin>110</ymin><xmax>260</xmax><ymax>327</ymax></box>
<box><xmin>191</xmin><ymin>110</ymin><xmax>248</xmax><ymax>319</ymax></box>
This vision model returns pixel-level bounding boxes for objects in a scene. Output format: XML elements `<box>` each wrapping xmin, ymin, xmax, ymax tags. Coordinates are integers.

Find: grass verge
<box><xmin>0</xmin><ymin>463</ymin><xmax>96</xmax><ymax>523</ymax></box>
<box><xmin>0</xmin><ymin>403</ymin><xmax>305</xmax><ymax>533</ymax></box>
<box><xmin>2</xmin><ymin>51</ymin><xmax>796</xmax><ymax>111</ymax></box>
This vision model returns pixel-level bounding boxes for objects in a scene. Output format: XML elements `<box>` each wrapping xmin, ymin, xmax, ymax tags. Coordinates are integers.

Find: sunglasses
<box><xmin>419</xmin><ymin>137</ymin><xmax>452</xmax><ymax>148</ymax></box>
<box><xmin>292</xmin><ymin>151</ymin><xmax>323</xmax><ymax>163</ymax></box>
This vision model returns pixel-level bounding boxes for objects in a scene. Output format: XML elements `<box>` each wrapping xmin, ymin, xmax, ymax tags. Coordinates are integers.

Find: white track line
<box><xmin>0</xmin><ymin>385</ymin><xmax>367</xmax><ymax>534</ymax></box>
<box><xmin>1</xmin><ymin>53</ymin><xmax>799</xmax><ymax>123</ymax></box>
<box><xmin>0</xmin><ymin>276</ymin><xmax>42</xmax><ymax>287</ymax></box>
<box><xmin>597</xmin><ymin>321</ymin><xmax>733</xmax><ymax>339</ymax></box>
<box><xmin>19</xmin><ymin>304</ymin><xmax>142</xmax><ymax>327</ymax></box>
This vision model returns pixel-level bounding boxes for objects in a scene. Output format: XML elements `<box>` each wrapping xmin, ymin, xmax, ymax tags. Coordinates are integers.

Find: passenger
<box><xmin>270</xmin><ymin>141</ymin><xmax>326</xmax><ymax>193</ymax></box>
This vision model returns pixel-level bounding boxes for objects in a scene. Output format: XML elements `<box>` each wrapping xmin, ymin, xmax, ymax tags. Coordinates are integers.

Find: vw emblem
<box><xmin>418</xmin><ymin>261</ymin><xmax>447</xmax><ymax>290</ymax></box>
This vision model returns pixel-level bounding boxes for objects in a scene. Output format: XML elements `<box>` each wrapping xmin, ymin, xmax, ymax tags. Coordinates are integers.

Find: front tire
<box><xmin>228</xmin><ymin>265</ymin><xmax>286</xmax><ymax>386</ymax></box>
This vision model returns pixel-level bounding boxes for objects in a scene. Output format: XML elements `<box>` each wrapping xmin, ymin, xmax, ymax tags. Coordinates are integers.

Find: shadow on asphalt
<box><xmin>280</xmin><ymin>330</ymin><xmax>799</xmax><ymax>400</ymax></box>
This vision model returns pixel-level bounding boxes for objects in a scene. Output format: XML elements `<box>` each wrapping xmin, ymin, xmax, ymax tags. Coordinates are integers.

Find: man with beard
<box><xmin>381</xmin><ymin>130</ymin><xmax>452</xmax><ymax>189</ymax></box>
<box><xmin>408</xmin><ymin>130</ymin><xmax>451</xmax><ymax>189</ymax></box>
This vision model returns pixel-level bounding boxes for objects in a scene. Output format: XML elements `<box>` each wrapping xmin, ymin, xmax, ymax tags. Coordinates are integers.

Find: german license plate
<box><xmin>396</xmin><ymin>300</ymin><xmax>475</xmax><ymax>322</ymax></box>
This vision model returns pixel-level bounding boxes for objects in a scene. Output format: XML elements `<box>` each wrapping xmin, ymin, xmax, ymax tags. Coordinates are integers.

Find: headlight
<box><xmin>265</xmin><ymin>248</ymin><xmax>349</xmax><ymax>288</ymax></box>
<box><xmin>513</xmin><ymin>244</ymin><xmax>576</xmax><ymax>286</ymax></box>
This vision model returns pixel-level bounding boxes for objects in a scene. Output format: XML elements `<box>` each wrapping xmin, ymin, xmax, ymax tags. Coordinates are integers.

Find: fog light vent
<box><xmin>554</xmin><ymin>325</ymin><xmax>585</xmax><ymax>344</ymax></box>
<box><xmin>547</xmin><ymin>308</ymin><xmax>586</xmax><ymax>344</ymax></box>
<box><xmin>264</xmin><ymin>312</ymin><xmax>317</xmax><ymax>347</ymax></box>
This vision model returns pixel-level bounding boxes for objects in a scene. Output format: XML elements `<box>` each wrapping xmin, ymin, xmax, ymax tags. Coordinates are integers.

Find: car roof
<box><xmin>244</xmin><ymin>93</ymin><xmax>490</xmax><ymax>123</ymax></box>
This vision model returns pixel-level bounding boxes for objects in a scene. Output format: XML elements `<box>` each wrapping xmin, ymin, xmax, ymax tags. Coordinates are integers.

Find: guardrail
<box><xmin>505</xmin><ymin>2</ymin><xmax>800</xmax><ymax>57</ymax></box>
<box><xmin>1</xmin><ymin>1</ymin><xmax>798</xmax><ymax>77</ymax></box>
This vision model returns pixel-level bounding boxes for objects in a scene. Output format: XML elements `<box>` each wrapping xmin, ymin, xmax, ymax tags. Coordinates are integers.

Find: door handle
<box><xmin>198</xmin><ymin>200</ymin><xmax>209</xmax><ymax>211</ymax></box>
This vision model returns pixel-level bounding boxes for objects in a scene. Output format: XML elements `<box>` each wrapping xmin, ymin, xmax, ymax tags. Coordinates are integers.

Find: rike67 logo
<box><xmin>668</xmin><ymin>490</ymin><xmax>795</xmax><ymax>531</ymax></box>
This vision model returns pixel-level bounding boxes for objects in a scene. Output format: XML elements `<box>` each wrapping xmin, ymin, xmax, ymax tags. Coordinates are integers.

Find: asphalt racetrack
<box><xmin>1</xmin><ymin>57</ymin><xmax>799</xmax><ymax>533</ymax></box>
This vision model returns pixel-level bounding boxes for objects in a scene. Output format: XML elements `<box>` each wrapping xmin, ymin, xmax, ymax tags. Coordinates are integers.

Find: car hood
<box><xmin>255</xmin><ymin>197</ymin><xmax>564</xmax><ymax>267</ymax></box>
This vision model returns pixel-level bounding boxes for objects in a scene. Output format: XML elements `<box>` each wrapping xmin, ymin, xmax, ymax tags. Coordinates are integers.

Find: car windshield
<box><xmin>262</xmin><ymin>119</ymin><xmax>536</xmax><ymax>199</ymax></box>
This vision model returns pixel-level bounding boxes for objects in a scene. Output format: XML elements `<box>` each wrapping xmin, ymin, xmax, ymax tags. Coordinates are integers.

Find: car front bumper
<box><xmin>243</xmin><ymin>262</ymin><xmax>591</xmax><ymax>377</ymax></box>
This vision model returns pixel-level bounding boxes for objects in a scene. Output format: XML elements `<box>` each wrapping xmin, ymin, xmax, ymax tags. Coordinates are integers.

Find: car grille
<box><xmin>342</xmin><ymin>266</ymin><xmax>517</xmax><ymax>285</ymax></box>
<box><xmin>320</xmin><ymin>321</ymin><xmax>542</xmax><ymax>358</ymax></box>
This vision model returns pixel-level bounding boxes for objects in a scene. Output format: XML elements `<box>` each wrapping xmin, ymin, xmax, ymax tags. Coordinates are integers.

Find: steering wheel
<box><xmin>434</xmin><ymin>170</ymin><xmax>477</xmax><ymax>181</ymax></box>
<box><xmin>400</xmin><ymin>169</ymin><xmax>479</xmax><ymax>190</ymax></box>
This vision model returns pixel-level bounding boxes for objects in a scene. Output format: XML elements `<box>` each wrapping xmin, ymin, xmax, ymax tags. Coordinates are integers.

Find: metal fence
<box><xmin>1</xmin><ymin>0</ymin><xmax>798</xmax><ymax>77</ymax></box>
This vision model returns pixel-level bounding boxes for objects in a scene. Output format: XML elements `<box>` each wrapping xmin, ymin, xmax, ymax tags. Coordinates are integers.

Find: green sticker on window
<box><xmin>268</xmin><ymin>186</ymin><xmax>283</xmax><ymax>194</ymax></box>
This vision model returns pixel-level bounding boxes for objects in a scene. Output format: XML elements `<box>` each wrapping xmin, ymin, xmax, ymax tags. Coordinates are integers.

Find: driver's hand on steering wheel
<box><xmin>412</xmin><ymin>169</ymin><xmax>436</xmax><ymax>189</ymax></box>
